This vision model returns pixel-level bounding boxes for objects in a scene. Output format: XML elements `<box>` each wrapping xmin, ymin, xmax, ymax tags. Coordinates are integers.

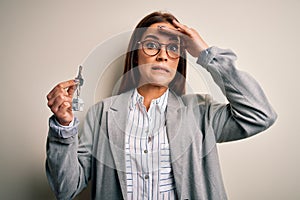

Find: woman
<box><xmin>46</xmin><ymin>11</ymin><xmax>277</xmax><ymax>200</ymax></box>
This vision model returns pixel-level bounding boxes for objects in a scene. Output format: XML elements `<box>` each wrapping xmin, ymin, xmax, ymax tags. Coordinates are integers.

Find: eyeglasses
<box><xmin>138</xmin><ymin>40</ymin><xmax>182</xmax><ymax>59</ymax></box>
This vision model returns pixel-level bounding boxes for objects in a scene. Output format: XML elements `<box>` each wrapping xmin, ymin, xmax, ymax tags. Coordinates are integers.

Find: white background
<box><xmin>0</xmin><ymin>0</ymin><xmax>299</xmax><ymax>199</ymax></box>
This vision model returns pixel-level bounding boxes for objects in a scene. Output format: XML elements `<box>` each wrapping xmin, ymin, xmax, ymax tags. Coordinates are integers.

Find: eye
<box><xmin>168</xmin><ymin>43</ymin><xmax>179</xmax><ymax>52</ymax></box>
<box><xmin>144</xmin><ymin>41</ymin><xmax>159</xmax><ymax>49</ymax></box>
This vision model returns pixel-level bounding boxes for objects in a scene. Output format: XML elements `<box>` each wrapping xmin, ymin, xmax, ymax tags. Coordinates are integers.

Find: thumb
<box><xmin>67</xmin><ymin>82</ymin><xmax>78</xmax><ymax>97</ymax></box>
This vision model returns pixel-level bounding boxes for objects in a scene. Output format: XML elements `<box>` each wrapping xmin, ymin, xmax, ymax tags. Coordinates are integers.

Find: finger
<box><xmin>47</xmin><ymin>79</ymin><xmax>77</xmax><ymax>100</ymax></box>
<box><xmin>157</xmin><ymin>25</ymin><xmax>191</xmax><ymax>46</ymax></box>
<box><xmin>47</xmin><ymin>86</ymin><xmax>69</xmax><ymax>107</ymax></box>
<box><xmin>57</xmin><ymin>79</ymin><xmax>78</xmax><ymax>89</ymax></box>
<box><xmin>157</xmin><ymin>25</ymin><xmax>186</xmax><ymax>38</ymax></box>
<box><xmin>172</xmin><ymin>20</ymin><xmax>193</xmax><ymax>36</ymax></box>
<box><xmin>67</xmin><ymin>84</ymin><xmax>78</xmax><ymax>97</ymax></box>
<box><xmin>58</xmin><ymin>101</ymin><xmax>72</xmax><ymax>114</ymax></box>
<box><xmin>55</xmin><ymin>102</ymin><xmax>73</xmax><ymax>125</ymax></box>
<box><xmin>47</xmin><ymin>85</ymin><xmax>68</xmax><ymax>102</ymax></box>
<box><xmin>172</xmin><ymin>20</ymin><xmax>188</xmax><ymax>31</ymax></box>
<box><xmin>48</xmin><ymin>93</ymin><xmax>72</xmax><ymax>112</ymax></box>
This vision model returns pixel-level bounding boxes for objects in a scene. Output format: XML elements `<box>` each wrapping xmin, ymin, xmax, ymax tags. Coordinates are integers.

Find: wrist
<box><xmin>49</xmin><ymin>115</ymin><xmax>79</xmax><ymax>139</ymax></box>
<box><xmin>56</xmin><ymin>117</ymin><xmax>73</xmax><ymax>127</ymax></box>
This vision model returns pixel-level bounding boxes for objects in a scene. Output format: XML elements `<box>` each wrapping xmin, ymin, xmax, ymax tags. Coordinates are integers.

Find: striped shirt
<box><xmin>125</xmin><ymin>89</ymin><xmax>177</xmax><ymax>200</ymax></box>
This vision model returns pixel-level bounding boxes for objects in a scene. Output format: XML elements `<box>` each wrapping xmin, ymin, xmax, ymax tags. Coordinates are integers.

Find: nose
<box><xmin>156</xmin><ymin>46</ymin><xmax>168</xmax><ymax>62</ymax></box>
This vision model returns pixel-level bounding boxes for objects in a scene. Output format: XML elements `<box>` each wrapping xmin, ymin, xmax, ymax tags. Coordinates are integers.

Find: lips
<box><xmin>151</xmin><ymin>65</ymin><xmax>170</xmax><ymax>73</ymax></box>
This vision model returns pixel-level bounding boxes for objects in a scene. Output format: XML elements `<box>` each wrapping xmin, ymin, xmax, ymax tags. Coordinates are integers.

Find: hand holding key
<box><xmin>47</xmin><ymin>80</ymin><xmax>78</xmax><ymax>126</ymax></box>
<box><xmin>47</xmin><ymin>66</ymin><xmax>84</xmax><ymax>125</ymax></box>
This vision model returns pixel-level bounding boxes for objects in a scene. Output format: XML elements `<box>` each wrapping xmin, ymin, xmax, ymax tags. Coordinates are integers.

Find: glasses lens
<box><xmin>167</xmin><ymin>43</ymin><xmax>180</xmax><ymax>59</ymax></box>
<box><xmin>142</xmin><ymin>40</ymin><xmax>159</xmax><ymax>56</ymax></box>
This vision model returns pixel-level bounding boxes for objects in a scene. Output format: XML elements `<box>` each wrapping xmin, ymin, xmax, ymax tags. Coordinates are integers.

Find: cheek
<box><xmin>137</xmin><ymin>52</ymin><xmax>150</xmax><ymax>75</ymax></box>
<box><xmin>137</xmin><ymin>49</ymin><xmax>148</xmax><ymax>65</ymax></box>
<box><xmin>170</xmin><ymin>60</ymin><xmax>180</xmax><ymax>73</ymax></box>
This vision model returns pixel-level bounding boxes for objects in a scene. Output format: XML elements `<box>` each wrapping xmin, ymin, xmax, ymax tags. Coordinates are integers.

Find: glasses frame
<box><xmin>138</xmin><ymin>39</ymin><xmax>184</xmax><ymax>59</ymax></box>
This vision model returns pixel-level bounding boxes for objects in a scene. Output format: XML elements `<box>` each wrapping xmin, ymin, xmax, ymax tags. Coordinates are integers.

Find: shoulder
<box><xmin>180</xmin><ymin>93</ymin><xmax>213</xmax><ymax>107</ymax></box>
<box><xmin>168</xmin><ymin>90</ymin><xmax>214</xmax><ymax>110</ymax></box>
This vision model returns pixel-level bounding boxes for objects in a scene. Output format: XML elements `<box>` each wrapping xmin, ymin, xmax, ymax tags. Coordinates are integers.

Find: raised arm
<box><xmin>197</xmin><ymin>47</ymin><xmax>277</xmax><ymax>142</ymax></box>
<box><xmin>160</xmin><ymin>21</ymin><xmax>277</xmax><ymax>142</ymax></box>
<box><xmin>46</xmin><ymin>80</ymin><xmax>96</xmax><ymax>199</ymax></box>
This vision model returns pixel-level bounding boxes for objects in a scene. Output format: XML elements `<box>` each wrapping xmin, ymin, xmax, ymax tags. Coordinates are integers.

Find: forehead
<box><xmin>141</xmin><ymin>22</ymin><xmax>179</xmax><ymax>41</ymax></box>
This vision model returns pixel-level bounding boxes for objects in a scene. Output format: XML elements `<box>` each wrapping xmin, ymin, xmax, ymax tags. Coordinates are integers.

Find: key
<box><xmin>72</xmin><ymin>65</ymin><xmax>84</xmax><ymax>111</ymax></box>
<box><xmin>75</xmin><ymin>65</ymin><xmax>84</xmax><ymax>86</ymax></box>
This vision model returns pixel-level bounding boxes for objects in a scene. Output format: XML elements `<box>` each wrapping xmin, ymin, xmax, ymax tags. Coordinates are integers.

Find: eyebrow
<box><xmin>144</xmin><ymin>34</ymin><xmax>179</xmax><ymax>42</ymax></box>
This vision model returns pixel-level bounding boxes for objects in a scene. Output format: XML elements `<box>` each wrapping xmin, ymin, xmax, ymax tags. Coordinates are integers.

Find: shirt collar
<box><xmin>129</xmin><ymin>88</ymin><xmax>169</xmax><ymax>113</ymax></box>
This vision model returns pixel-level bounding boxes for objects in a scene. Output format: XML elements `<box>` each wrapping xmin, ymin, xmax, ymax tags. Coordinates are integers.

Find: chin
<box><xmin>151</xmin><ymin>82</ymin><xmax>169</xmax><ymax>88</ymax></box>
<box><xmin>148</xmin><ymin>76</ymin><xmax>173</xmax><ymax>87</ymax></box>
<box><xmin>139</xmin><ymin>79</ymin><xmax>170</xmax><ymax>88</ymax></box>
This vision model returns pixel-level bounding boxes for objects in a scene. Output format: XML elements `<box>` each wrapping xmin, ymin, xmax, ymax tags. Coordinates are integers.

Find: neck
<box><xmin>137</xmin><ymin>84</ymin><xmax>168</xmax><ymax>110</ymax></box>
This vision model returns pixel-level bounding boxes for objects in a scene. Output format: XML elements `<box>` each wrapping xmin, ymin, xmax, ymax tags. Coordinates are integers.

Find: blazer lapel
<box><xmin>107</xmin><ymin>90</ymin><xmax>132</xmax><ymax>199</ymax></box>
<box><xmin>166</xmin><ymin>91</ymin><xmax>187</xmax><ymax>161</ymax></box>
<box><xmin>166</xmin><ymin>91</ymin><xmax>195</xmax><ymax>197</ymax></box>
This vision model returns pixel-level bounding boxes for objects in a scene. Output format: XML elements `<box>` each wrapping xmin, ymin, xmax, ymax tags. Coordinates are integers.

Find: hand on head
<box><xmin>158</xmin><ymin>20</ymin><xmax>209</xmax><ymax>57</ymax></box>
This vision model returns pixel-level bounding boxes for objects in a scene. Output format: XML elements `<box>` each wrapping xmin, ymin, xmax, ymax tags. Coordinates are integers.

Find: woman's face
<box><xmin>137</xmin><ymin>22</ymin><xmax>180</xmax><ymax>88</ymax></box>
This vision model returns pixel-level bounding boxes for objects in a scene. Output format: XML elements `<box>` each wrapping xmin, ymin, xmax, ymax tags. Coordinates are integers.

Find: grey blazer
<box><xmin>46</xmin><ymin>47</ymin><xmax>277</xmax><ymax>200</ymax></box>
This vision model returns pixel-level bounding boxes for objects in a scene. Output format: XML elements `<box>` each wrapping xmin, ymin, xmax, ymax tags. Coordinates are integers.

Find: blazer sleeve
<box><xmin>46</xmin><ymin>103</ymin><xmax>103</xmax><ymax>199</ymax></box>
<box><xmin>197</xmin><ymin>46</ymin><xmax>277</xmax><ymax>143</ymax></box>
